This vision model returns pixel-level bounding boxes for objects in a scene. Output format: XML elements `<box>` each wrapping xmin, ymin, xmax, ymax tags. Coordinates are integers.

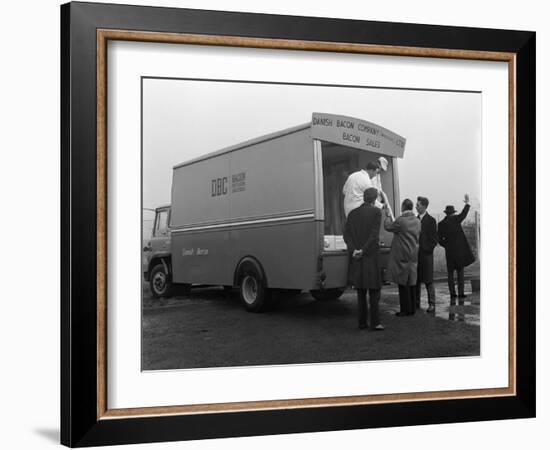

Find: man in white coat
<box><xmin>342</xmin><ymin>160</ymin><xmax>386</xmax><ymax>218</ymax></box>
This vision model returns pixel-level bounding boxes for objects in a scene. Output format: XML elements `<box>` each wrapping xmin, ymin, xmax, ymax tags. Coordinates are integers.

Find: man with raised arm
<box><xmin>438</xmin><ymin>194</ymin><xmax>476</xmax><ymax>300</ymax></box>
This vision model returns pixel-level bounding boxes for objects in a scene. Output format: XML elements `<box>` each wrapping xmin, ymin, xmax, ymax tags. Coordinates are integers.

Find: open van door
<box><xmin>311</xmin><ymin>112</ymin><xmax>406</xmax><ymax>275</ymax></box>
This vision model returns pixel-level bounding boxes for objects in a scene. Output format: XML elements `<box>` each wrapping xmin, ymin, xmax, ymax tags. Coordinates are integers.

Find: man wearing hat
<box><xmin>438</xmin><ymin>195</ymin><xmax>476</xmax><ymax>299</ymax></box>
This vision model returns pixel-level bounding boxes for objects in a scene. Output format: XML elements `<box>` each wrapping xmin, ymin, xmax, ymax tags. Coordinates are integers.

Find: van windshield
<box><xmin>321</xmin><ymin>141</ymin><xmax>396</xmax><ymax>250</ymax></box>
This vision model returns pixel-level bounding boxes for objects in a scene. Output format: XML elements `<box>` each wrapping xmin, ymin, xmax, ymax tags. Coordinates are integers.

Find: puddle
<box><xmin>431</xmin><ymin>286</ymin><xmax>480</xmax><ymax>326</ymax></box>
<box><xmin>379</xmin><ymin>281</ymin><xmax>480</xmax><ymax>326</ymax></box>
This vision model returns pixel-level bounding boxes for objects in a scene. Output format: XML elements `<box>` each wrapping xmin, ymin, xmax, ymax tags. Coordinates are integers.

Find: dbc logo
<box><xmin>211</xmin><ymin>177</ymin><xmax>228</xmax><ymax>197</ymax></box>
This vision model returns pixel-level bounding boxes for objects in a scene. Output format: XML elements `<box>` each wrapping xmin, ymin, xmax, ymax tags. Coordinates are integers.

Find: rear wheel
<box><xmin>310</xmin><ymin>288</ymin><xmax>345</xmax><ymax>301</ymax></box>
<box><xmin>238</xmin><ymin>266</ymin><xmax>270</xmax><ymax>312</ymax></box>
<box><xmin>149</xmin><ymin>263</ymin><xmax>174</xmax><ymax>299</ymax></box>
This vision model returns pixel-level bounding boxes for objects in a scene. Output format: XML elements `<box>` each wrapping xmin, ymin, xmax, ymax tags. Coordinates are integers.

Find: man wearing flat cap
<box><xmin>438</xmin><ymin>194</ymin><xmax>476</xmax><ymax>299</ymax></box>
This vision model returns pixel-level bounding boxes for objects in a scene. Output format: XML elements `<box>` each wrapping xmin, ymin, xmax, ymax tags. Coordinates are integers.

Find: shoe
<box><xmin>426</xmin><ymin>306</ymin><xmax>435</xmax><ymax>314</ymax></box>
<box><xmin>359</xmin><ymin>324</ymin><xmax>368</xmax><ymax>329</ymax></box>
<box><xmin>374</xmin><ymin>324</ymin><xmax>385</xmax><ymax>331</ymax></box>
<box><xmin>458</xmin><ymin>294</ymin><xmax>467</xmax><ymax>299</ymax></box>
<box><xmin>395</xmin><ymin>312</ymin><xmax>408</xmax><ymax>317</ymax></box>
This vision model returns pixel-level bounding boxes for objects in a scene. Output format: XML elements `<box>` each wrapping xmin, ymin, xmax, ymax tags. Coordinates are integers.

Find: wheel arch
<box><xmin>148</xmin><ymin>255</ymin><xmax>172</xmax><ymax>278</ymax></box>
<box><xmin>233</xmin><ymin>256</ymin><xmax>268</xmax><ymax>288</ymax></box>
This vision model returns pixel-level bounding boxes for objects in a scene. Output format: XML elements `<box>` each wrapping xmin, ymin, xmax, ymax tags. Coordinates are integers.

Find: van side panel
<box><xmin>171</xmin><ymin>128</ymin><xmax>319</xmax><ymax>290</ymax></box>
<box><xmin>229</xmin><ymin>220</ymin><xmax>318</xmax><ymax>290</ymax></box>
<box><xmin>229</xmin><ymin>129</ymin><xmax>315</xmax><ymax>220</ymax></box>
<box><xmin>171</xmin><ymin>220</ymin><xmax>318</xmax><ymax>289</ymax></box>
<box><xmin>171</xmin><ymin>153</ymin><xmax>231</xmax><ymax>228</ymax></box>
<box><xmin>171</xmin><ymin>229</ymin><xmax>230</xmax><ymax>285</ymax></box>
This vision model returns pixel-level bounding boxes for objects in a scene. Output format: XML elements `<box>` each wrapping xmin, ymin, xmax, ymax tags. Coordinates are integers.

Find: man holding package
<box><xmin>342</xmin><ymin>157</ymin><xmax>388</xmax><ymax>217</ymax></box>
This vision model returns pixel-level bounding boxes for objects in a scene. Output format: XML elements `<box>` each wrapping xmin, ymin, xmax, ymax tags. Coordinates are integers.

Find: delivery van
<box><xmin>146</xmin><ymin>112</ymin><xmax>406</xmax><ymax>311</ymax></box>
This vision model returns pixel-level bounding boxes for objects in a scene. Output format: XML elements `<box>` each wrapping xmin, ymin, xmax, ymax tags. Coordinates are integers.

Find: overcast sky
<box><xmin>143</xmin><ymin>78</ymin><xmax>481</xmax><ymax>227</ymax></box>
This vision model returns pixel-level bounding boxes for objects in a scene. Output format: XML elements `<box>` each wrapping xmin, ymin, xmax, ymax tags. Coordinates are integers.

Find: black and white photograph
<box><xmin>0</xmin><ymin>0</ymin><xmax>543</xmax><ymax>447</ymax></box>
<box><xmin>141</xmin><ymin>78</ymin><xmax>482</xmax><ymax>370</ymax></box>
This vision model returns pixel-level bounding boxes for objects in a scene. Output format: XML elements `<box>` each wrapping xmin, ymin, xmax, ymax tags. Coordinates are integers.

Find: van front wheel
<box><xmin>310</xmin><ymin>288</ymin><xmax>345</xmax><ymax>301</ymax></box>
<box><xmin>149</xmin><ymin>263</ymin><xmax>174</xmax><ymax>299</ymax></box>
<box><xmin>239</xmin><ymin>268</ymin><xmax>270</xmax><ymax>312</ymax></box>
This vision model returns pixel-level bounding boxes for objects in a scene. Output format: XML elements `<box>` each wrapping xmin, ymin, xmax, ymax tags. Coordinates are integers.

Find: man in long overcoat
<box><xmin>415</xmin><ymin>196</ymin><xmax>438</xmax><ymax>313</ymax></box>
<box><xmin>438</xmin><ymin>194</ymin><xmax>476</xmax><ymax>298</ymax></box>
<box><xmin>383</xmin><ymin>198</ymin><xmax>421</xmax><ymax>316</ymax></box>
<box><xmin>343</xmin><ymin>188</ymin><xmax>384</xmax><ymax>330</ymax></box>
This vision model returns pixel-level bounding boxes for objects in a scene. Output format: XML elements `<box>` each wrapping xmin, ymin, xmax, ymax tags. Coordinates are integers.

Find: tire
<box><xmin>238</xmin><ymin>265</ymin><xmax>270</xmax><ymax>312</ymax></box>
<box><xmin>149</xmin><ymin>263</ymin><xmax>174</xmax><ymax>299</ymax></box>
<box><xmin>310</xmin><ymin>288</ymin><xmax>345</xmax><ymax>301</ymax></box>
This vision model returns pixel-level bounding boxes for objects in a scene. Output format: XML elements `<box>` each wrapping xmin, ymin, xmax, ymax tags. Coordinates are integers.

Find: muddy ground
<box><xmin>142</xmin><ymin>281</ymin><xmax>480</xmax><ymax>370</ymax></box>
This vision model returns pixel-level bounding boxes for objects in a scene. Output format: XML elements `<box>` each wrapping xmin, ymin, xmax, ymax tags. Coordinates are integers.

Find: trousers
<box><xmin>415</xmin><ymin>281</ymin><xmax>436</xmax><ymax>308</ymax></box>
<box><xmin>398</xmin><ymin>284</ymin><xmax>417</xmax><ymax>315</ymax></box>
<box><xmin>357</xmin><ymin>288</ymin><xmax>381</xmax><ymax>328</ymax></box>
<box><xmin>447</xmin><ymin>266</ymin><xmax>465</xmax><ymax>297</ymax></box>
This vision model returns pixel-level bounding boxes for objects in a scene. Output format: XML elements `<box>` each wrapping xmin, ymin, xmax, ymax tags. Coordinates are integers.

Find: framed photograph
<box><xmin>61</xmin><ymin>1</ymin><xmax>535</xmax><ymax>447</ymax></box>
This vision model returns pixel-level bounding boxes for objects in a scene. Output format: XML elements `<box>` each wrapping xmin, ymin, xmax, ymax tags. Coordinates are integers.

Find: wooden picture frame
<box><xmin>61</xmin><ymin>1</ymin><xmax>535</xmax><ymax>446</ymax></box>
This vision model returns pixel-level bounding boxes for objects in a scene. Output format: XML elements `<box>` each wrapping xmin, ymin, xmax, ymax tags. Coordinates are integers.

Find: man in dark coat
<box><xmin>415</xmin><ymin>196</ymin><xmax>438</xmax><ymax>313</ymax></box>
<box><xmin>438</xmin><ymin>194</ymin><xmax>476</xmax><ymax>299</ymax></box>
<box><xmin>343</xmin><ymin>188</ymin><xmax>384</xmax><ymax>330</ymax></box>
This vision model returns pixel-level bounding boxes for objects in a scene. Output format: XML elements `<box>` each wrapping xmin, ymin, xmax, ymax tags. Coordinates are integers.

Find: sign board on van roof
<box><xmin>311</xmin><ymin>112</ymin><xmax>406</xmax><ymax>158</ymax></box>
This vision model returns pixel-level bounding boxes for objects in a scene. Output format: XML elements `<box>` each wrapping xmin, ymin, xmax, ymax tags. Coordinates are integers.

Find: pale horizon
<box><xmin>143</xmin><ymin>78</ymin><xmax>481</xmax><ymax>234</ymax></box>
